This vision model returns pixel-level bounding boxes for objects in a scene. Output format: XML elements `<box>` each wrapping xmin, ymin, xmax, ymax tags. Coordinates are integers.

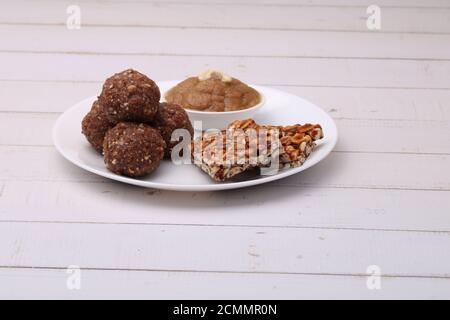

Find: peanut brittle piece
<box><xmin>191</xmin><ymin>119</ymin><xmax>324</xmax><ymax>181</ymax></box>
<box><xmin>191</xmin><ymin>125</ymin><xmax>280</xmax><ymax>181</ymax></box>
<box><xmin>277</xmin><ymin>123</ymin><xmax>323</xmax><ymax>168</ymax></box>
<box><xmin>228</xmin><ymin>119</ymin><xmax>324</xmax><ymax>168</ymax></box>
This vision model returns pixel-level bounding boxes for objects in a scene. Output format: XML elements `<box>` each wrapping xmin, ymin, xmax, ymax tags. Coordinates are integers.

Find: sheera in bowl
<box><xmin>163</xmin><ymin>70</ymin><xmax>264</xmax><ymax>129</ymax></box>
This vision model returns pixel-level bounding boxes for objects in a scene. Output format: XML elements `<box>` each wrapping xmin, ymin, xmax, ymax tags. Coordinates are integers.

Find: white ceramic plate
<box><xmin>53</xmin><ymin>81</ymin><xmax>338</xmax><ymax>191</ymax></box>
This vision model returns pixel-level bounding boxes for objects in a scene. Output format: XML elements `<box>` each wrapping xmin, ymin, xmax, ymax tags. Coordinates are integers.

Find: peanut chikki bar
<box><xmin>191</xmin><ymin>119</ymin><xmax>324</xmax><ymax>181</ymax></box>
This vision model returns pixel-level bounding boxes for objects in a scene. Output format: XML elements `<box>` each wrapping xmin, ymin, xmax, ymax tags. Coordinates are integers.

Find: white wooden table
<box><xmin>1</xmin><ymin>0</ymin><xmax>449</xmax><ymax>299</ymax></box>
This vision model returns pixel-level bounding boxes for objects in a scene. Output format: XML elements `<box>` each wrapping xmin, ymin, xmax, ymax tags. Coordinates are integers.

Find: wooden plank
<box><xmin>1</xmin><ymin>267</ymin><xmax>449</xmax><ymax>299</ymax></box>
<box><xmin>0</xmin><ymin>113</ymin><xmax>56</xmax><ymax>146</ymax></box>
<box><xmin>2</xmin><ymin>1</ymin><xmax>450</xmax><ymax>33</ymax></box>
<box><xmin>1</xmin><ymin>146</ymin><xmax>449</xmax><ymax>190</ymax></box>
<box><xmin>2</xmin><ymin>25</ymin><xmax>450</xmax><ymax>60</ymax></box>
<box><xmin>87</xmin><ymin>0</ymin><xmax>450</xmax><ymax>9</ymax></box>
<box><xmin>1</xmin><ymin>81</ymin><xmax>449</xmax><ymax>121</ymax></box>
<box><xmin>0</xmin><ymin>221</ymin><xmax>449</xmax><ymax>276</ymax></box>
<box><xmin>335</xmin><ymin>118</ymin><xmax>450</xmax><ymax>154</ymax></box>
<box><xmin>273</xmin><ymin>86</ymin><xmax>450</xmax><ymax>122</ymax></box>
<box><xmin>1</xmin><ymin>53</ymin><xmax>450</xmax><ymax>89</ymax></box>
<box><xmin>1</xmin><ymin>112</ymin><xmax>449</xmax><ymax>154</ymax></box>
<box><xmin>0</xmin><ymin>81</ymin><xmax>101</xmax><ymax>113</ymax></box>
<box><xmin>1</xmin><ymin>180</ymin><xmax>450</xmax><ymax>232</ymax></box>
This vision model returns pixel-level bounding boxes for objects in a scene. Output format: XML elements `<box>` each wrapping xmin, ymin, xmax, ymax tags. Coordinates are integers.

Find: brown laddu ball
<box><xmin>81</xmin><ymin>100</ymin><xmax>112</xmax><ymax>153</ymax></box>
<box><xmin>99</xmin><ymin>69</ymin><xmax>160</xmax><ymax>124</ymax></box>
<box><xmin>153</xmin><ymin>102</ymin><xmax>194</xmax><ymax>158</ymax></box>
<box><xmin>103</xmin><ymin>122</ymin><xmax>166</xmax><ymax>178</ymax></box>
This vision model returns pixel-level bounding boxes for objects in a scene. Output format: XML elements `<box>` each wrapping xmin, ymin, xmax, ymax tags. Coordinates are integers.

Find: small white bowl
<box><xmin>164</xmin><ymin>92</ymin><xmax>265</xmax><ymax>130</ymax></box>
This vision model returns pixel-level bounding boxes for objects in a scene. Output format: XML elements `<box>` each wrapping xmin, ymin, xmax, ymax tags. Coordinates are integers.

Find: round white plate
<box><xmin>53</xmin><ymin>81</ymin><xmax>338</xmax><ymax>191</ymax></box>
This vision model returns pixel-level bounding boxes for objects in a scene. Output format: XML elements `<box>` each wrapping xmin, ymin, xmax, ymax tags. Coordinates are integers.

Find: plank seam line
<box><xmin>0</xmin><ymin>219</ymin><xmax>449</xmax><ymax>234</ymax></box>
<box><xmin>333</xmin><ymin>150</ymin><xmax>450</xmax><ymax>156</ymax></box>
<box><xmin>0</xmin><ymin>265</ymin><xmax>449</xmax><ymax>280</ymax></box>
<box><xmin>2</xmin><ymin>144</ymin><xmax>450</xmax><ymax>156</ymax></box>
<box><xmin>261</xmin><ymin>85</ymin><xmax>450</xmax><ymax>90</ymax></box>
<box><xmin>2</xmin><ymin>50</ymin><xmax>450</xmax><ymax>62</ymax></box>
<box><xmin>61</xmin><ymin>1</ymin><xmax>450</xmax><ymax>10</ymax></box>
<box><xmin>0</xmin><ymin>178</ymin><xmax>448</xmax><ymax>192</ymax></box>
<box><xmin>2</xmin><ymin>22</ymin><xmax>450</xmax><ymax>35</ymax></box>
<box><xmin>1</xmin><ymin>79</ymin><xmax>449</xmax><ymax>91</ymax></box>
<box><xmin>2</xmin><ymin>111</ymin><xmax>450</xmax><ymax>124</ymax></box>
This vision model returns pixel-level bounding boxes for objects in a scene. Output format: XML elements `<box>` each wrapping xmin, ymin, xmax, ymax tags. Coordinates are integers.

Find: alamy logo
<box><xmin>366</xmin><ymin>5</ymin><xmax>381</xmax><ymax>30</ymax></box>
<box><xmin>66</xmin><ymin>5</ymin><xmax>81</xmax><ymax>30</ymax></box>
<box><xmin>66</xmin><ymin>265</ymin><xmax>82</xmax><ymax>290</ymax></box>
<box><xmin>366</xmin><ymin>265</ymin><xmax>382</xmax><ymax>290</ymax></box>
